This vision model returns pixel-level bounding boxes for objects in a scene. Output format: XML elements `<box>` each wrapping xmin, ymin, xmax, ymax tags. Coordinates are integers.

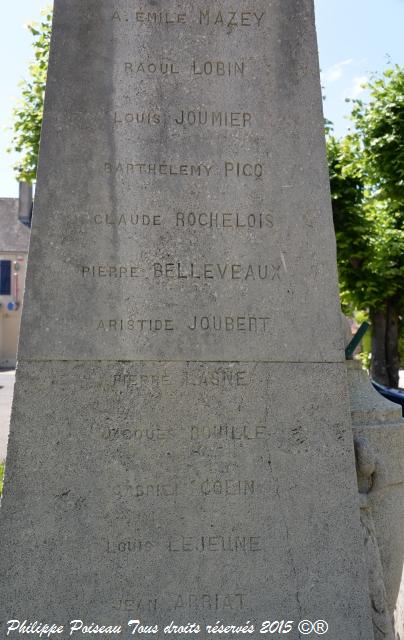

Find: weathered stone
<box><xmin>0</xmin><ymin>1</ymin><xmax>373</xmax><ymax>637</ymax></box>
<box><xmin>348</xmin><ymin>361</ymin><xmax>404</xmax><ymax>615</ymax></box>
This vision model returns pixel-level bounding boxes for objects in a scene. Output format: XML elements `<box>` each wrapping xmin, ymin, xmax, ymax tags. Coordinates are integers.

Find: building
<box><xmin>0</xmin><ymin>189</ymin><xmax>31</xmax><ymax>368</ymax></box>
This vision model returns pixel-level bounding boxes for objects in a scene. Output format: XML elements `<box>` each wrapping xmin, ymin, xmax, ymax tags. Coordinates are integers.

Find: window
<box><xmin>0</xmin><ymin>260</ymin><xmax>11</xmax><ymax>295</ymax></box>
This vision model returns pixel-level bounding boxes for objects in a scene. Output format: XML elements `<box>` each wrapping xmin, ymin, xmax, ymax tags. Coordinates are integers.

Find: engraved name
<box><xmin>96</xmin><ymin>316</ymin><xmax>271</xmax><ymax>333</ymax></box>
<box><xmin>112</xmin><ymin>110</ymin><xmax>252</xmax><ymax>128</ymax></box>
<box><xmin>113</xmin><ymin>9</ymin><xmax>265</xmax><ymax>29</ymax></box>
<box><xmin>104</xmin><ymin>162</ymin><xmax>263</xmax><ymax>178</ymax></box>
<box><xmin>110</xmin><ymin>479</ymin><xmax>254</xmax><ymax>497</ymax></box>
<box><xmin>94</xmin><ymin>213</ymin><xmax>161</xmax><ymax>226</ymax></box>
<box><xmin>92</xmin><ymin>211</ymin><xmax>273</xmax><ymax>230</ymax></box>
<box><xmin>199</xmin><ymin>9</ymin><xmax>265</xmax><ymax>27</ymax></box>
<box><xmin>81</xmin><ymin>263</ymin><xmax>281</xmax><ymax>281</ymax></box>
<box><xmin>168</xmin><ymin>535</ymin><xmax>262</xmax><ymax>553</ymax></box>
<box><xmin>107</xmin><ymin>536</ymin><xmax>261</xmax><ymax>554</ymax></box>
<box><xmin>107</xmin><ymin>539</ymin><xmax>154</xmax><ymax>553</ymax></box>
<box><xmin>191</xmin><ymin>424</ymin><xmax>268</xmax><ymax>441</ymax></box>
<box><xmin>201</xmin><ymin>479</ymin><xmax>255</xmax><ymax>496</ymax></box>
<box><xmin>175</xmin><ymin>110</ymin><xmax>252</xmax><ymax>127</ymax></box>
<box><xmin>105</xmin><ymin>162</ymin><xmax>212</xmax><ymax>177</ymax></box>
<box><xmin>133</xmin><ymin>482</ymin><xmax>178</xmax><ymax>497</ymax></box>
<box><xmin>111</xmin><ymin>368</ymin><xmax>250</xmax><ymax>388</ymax></box>
<box><xmin>113</xmin><ymin>111</ymin><xmax>161</xmax><ymax>125</ymax></box>
<box><xmin>187</xmin><ymin>316</ymin><xmax>272</xmax><ymax>331</ymax></box>
<box><xmin>174</xmin><ymin>593</ymin><xmax>245</xmax><ymax>610</ymax></box>
<box><xmin>177</xmin><ymin>211</ymin><xmax>273</xmax><ymax>228</ymax></box>
<box><xmin>103</xmin><ymin>427</ymin><xmax>173</xmax><ymax>442</ymax></box>
<box><xmin>113</xmin><ymin>373</ymin><xmax>173</xmax><ymax>388</ymax></box>
<box><xmin>153</xmin><ymin>263</ymin><xmax>280</xmax><ymax>281</ymax></box>
<box><xmin>184</xmin><ymin>369</ymin><xmax>248</xmax><ymax>387</ymax></box>
<box><xmin>124</xmin><ymin>61</ymin><xmax>245</xmax><ymax>77</ymax></box>
<box><xmin>114</xmin><ymin>597</ymin><xmax>158</xmax><ymax>612</ymax></box>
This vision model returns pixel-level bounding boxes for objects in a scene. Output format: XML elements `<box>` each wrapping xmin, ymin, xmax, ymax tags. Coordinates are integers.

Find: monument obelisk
<box><xmin>1</xmin><ymin>1</ymin><xmax>373</xmax><ymax>637</ymax></box>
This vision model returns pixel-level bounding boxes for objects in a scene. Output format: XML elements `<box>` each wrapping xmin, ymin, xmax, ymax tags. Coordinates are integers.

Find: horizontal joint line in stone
<box><xmin>18</xmin><ymin>358</ymin><xmax>345</xmax><ymax>365</ymax></box>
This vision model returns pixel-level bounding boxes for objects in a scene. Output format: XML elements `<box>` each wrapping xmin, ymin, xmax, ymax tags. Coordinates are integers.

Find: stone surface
<box><xmin>347</xmin><ymin>362</ymin><xmax>404</xmax><ymax>639</ymax></box>
<box><xmin>0</xmin><ymin>1</ymin><xmax>373</xmax><ymax>637</ymax></box>
<box><xmin>19</xmin><ymin>0</ymin><xmax>344</xmax><ymax>363</ymax></box>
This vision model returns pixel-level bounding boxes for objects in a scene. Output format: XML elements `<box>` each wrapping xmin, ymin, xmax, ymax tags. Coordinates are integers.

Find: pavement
<box><xmin>0</xmin><ymin>369</ymin><xmax>15</xmax><ymax>462</ymax></box>
<box><xmin>0</xmin><ymin>368</ymin><xmax>403</xmax><ymax>463</ymax></box>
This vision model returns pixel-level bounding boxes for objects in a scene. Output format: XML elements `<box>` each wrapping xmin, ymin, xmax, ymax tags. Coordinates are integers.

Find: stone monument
<box><xmin>345</xmin><ymin>356</ymin><xmax>404</xmax><ymax>639</ymax></box>
<box><xmin>0</xmin><ymin>1</ymin><xmax>374</xmax><ymax>637</ymax></box>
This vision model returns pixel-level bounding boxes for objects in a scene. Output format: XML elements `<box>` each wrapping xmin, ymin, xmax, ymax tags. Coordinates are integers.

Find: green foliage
<box><xmin>354</xmin><ymin>310</ymin><xmax>372</xmax><ymax>369</ymax></box>
<box><xmin>8</xmin><ymin>8</ymin><xmax>52</xmax><ymax>183</ymax></box>
<box><xmin>328</xmin><ymin>65</ymin><xmax>404</xmax><ymax>316</ymax></box>
<box><xmin>0</xmin><ymin>462</ymin><xmax>4</xmax><ymax>496</ymax></box>
<box><xmin>326</xmin><ymin>134</ymin><xmax>369</xmax><ymax>312</ymax></box>
<box><xmin>351</xmin><ymin>65</ymin><xmax>404</xmax><ymax>207</ymax></box>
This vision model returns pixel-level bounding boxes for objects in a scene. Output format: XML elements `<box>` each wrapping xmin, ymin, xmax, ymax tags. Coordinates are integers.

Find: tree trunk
<box><xmin>371</xmin><ymin>308</ymin><xmax>389</xmax><ymax>386</ymax></box>
<box><xmin>370</xmin><ymin>301</ymin><xmax>400</xmax><ymax>388</ymax></box>
<box><xmin>386</xmin><ymin>299</ymin><xmax>400</xmax><ymax>388</ymax></box>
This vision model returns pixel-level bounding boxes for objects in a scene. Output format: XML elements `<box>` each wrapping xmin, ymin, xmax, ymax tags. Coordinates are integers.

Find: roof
<box><xmin>0</xmin><ymin>198</ymin><xmax>30</xmax><ymax>253</ymax></box>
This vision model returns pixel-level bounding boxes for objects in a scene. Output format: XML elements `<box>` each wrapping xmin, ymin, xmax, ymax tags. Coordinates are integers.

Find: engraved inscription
<box><xmin>187</xmin><ymin>316</ymin><xmax>272</xmax><ymax>332</ymax></box>
<box><xmin>94</xmin><ymin>212</ymin><xmax>161</xmax><ymax>226</ymax></box>
<box><xmin>102</xmin><ymin>319</ymin><xmax>174</xmax><ymax>332</ymax></box>
<box><xmin>168</xmin><ymin>535</ymin><xmax>262</xmax><ymax>553</ymax></box>
<box><xmin>105</xmin><ymin>162</ymin><xmax>213</xmax><ymax>177</ymax></box>
<box><xmin>152</xmin><ymin>263</ymin><xmax>280</xmax><ymax>281</ymax></box>
<box><xmin>224</xmin><ymin>162</ymin><xmax>263</xmax><ymax>178</ymax></box>
<box><xmin>124</xmin><ymin>61</ymin><xmax>180</xmax><ymax>75</ymax></box>
<box><xmin>113</xmin><ymin>373</ymin><xmax>174</xmax><ymax>388</ymax></box>
<box><xmin>174</xmin><ymin>110</ymin><xmax>252</xmax><ymax>128</ymax></box>
<box><xmin>192</xmin><ymin>61</ymin><xmax>245</xmax><ymax>77</ymax></box>
<box><xmin>190</xmin><ymin>424</ymin><xmax>269</xmax><ymax>441</ymax></box>
<box><xmin>133</xmin><ymin>483</ymin><xmax>178</xmax><ymax>498</ymax></box>
<box><xmin>107</xmin><ymin>539</ymin><xmax>154</xmax><ymax>553</ymax></box>
<box><xmin>113</xmin><ymin>111</ymin><xmax>161</xmax><ymax>125</ymax></box>
<box><xmin>114</xmin><ymin>597</ymin><xmax>158</xmax><ymax>613</ymax></box>
<box><xmin>124</xmin><ymin>60</ymin><xmax>245</xmax><ymax>77</ymax></box>
<box><xmin>96</xmin><ymin>316</ymin><xmax>272</xmax><ymax>333</ymax></box>
<box><xmin>200</xmin><ymin>479</ymin><xmax>255</xmax><ymax>496</ymax></box>
<box><xmin>92</xmin><ymin>211</ymin><xmax>273</xmax><ymax>230</ymax></box>
<box><xmin>173</xmin><ymin>593</ymin><xmax>245</xmax><ymax>610</ymax></box>
<box><xmin>107</xmin><ymin>536</ymin><xmax>261</xmax><ymax>554</ymax></box>
<box><xmin>113</xmin><ymin>593</ymin><xmax>246</xmax><ymax>614</ymax></box>
<box><xmin>112</xmin><ymin>10</ymin><xmax>186</xmax><ymax>24</ymax></box>
<box><xmin>82</xmin><ymin>263</ymin><xmax>282</xmax><ymax>282</ymax></box>
<box><xmin>109</xmin><ymin>479</ymin><xmax>256</xmax><ymax>497</ymax></box>
<box><xmin>184</xmin><ymin>368</ymin><xmax>249</xmax><ymax>388</ymax></box>
<box><xmin>176</xmin><ymin>211</ymin><xmax>273</xmax><ymax>229</ymax></box>
<box><xmin>103</xmin><ymin>427</ymin><xmax>173</xmax><ymax>442</ymax></box>
<box><xmin>104</xmin><ymin>162</ymin><xmax>263</xmax><ymax>179</ymax></box>
<box><xmin>111</xmin><ymin>368</ymin><xmax>251</xmax><ymax>389</ymax></box>
<box><xmin>133</xmin><ymin>11</ymin><xmax>187</xmax><ymax>25</ymax></box>
<box><xmin>113</xmin><ymin>109</ymin><xmax>253</xmax><ymax>129</ymax></box>
<box><xmin>199</xmin><ymin>10</ymin><xmax>265</xmax><ymax>28</ymax></box>
<box><xmin>112</xmin><ymin>9</ymin><xmax>265</xmax><ymax>30</ymax></box>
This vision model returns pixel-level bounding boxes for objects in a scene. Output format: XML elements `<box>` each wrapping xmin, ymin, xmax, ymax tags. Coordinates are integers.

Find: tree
<box><xmin>8</xmin><ymin>8</ymin><xmax>52</xmax><ymax>183</ymax></box>
<box><xmin>328</xmin><ymin>66</ymin><xmax>404</xmax><ymax>387</ymax></box>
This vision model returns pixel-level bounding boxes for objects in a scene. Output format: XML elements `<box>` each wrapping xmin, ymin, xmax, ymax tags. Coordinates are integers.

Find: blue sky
<box><xmin>1</xmin><ymin>0</ymin><xmax>403</xmax><ymax>197</ymax></box>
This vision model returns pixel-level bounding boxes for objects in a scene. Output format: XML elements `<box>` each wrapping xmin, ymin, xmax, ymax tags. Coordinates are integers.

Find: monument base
<box><xmin>1</xmin><ymin>359</ymin><xmax>372</xmax><ymax>638</ymax></box>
